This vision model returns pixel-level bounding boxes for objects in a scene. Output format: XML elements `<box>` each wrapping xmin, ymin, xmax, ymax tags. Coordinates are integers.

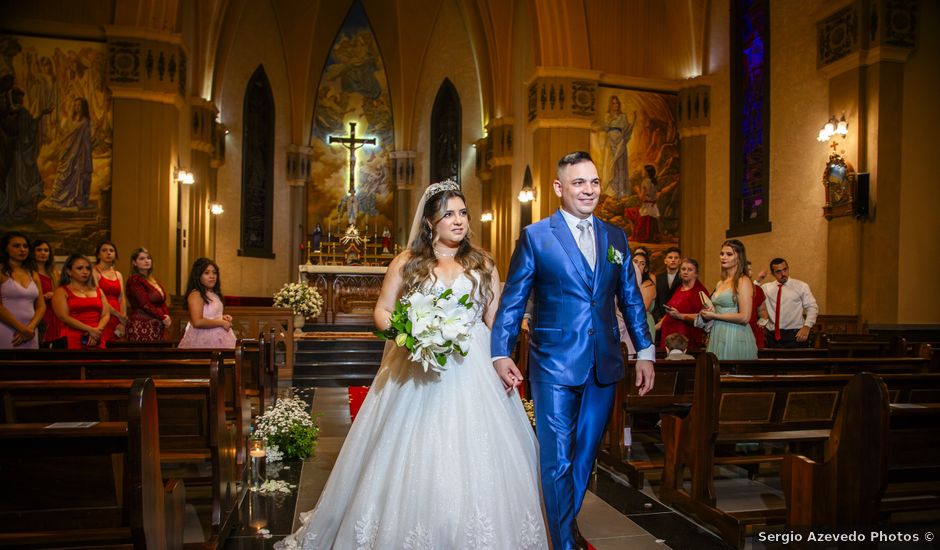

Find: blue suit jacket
<box><xmin>491</xmin><ymin>210</ymin><xmax>653</xmax><ymax>386</ymax></box>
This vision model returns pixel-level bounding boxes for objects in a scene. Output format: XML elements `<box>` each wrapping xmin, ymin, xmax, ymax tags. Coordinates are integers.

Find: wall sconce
<box><xmin>518</xmin><ymin>184</ymin><xmax>535</xmax><ymax>203</ymax></box>
<box><xmin>816</xmin><ymin>113</ymin><xmax>848</xmax><ymax>146</ymax></box>
<box><xmin>480</xmin><ymin>210</ymin><xmax>493</xmax><ymax>223</ymax></box>
<box><xmin>209</xmin><ymin>202</ymin><xmax>224</xmax><ymax>215</ymax></box>
<box><xmin>176</xmin><ymin>168</ymin><xmax>195</xmax><ymax>185</ymax></box>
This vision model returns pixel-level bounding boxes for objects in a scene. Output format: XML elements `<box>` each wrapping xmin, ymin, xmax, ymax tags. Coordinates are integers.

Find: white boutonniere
<box><xmin>607</xmin><ymin>245</ymin><xmax>624</xmax><ymax>265</ymax></box>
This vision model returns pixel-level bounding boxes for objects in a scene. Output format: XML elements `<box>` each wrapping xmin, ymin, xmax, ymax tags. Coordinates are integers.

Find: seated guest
<box><xmin>52</xmin><ymin>254</ymin><xmax>109</xmax><ymax>349</ymax></box>
<box><xmin>31</xmin><ymin>239</ymin><xmax>61</xmax><ymax>344</ymax></box>
<box><xmin>125</xmin><ymin>247</ymin><xmax>171</xmax><ymax>341</ymax></box>
<box><xmin>178</xmin><ymin>257</ymin><xmax>236</xmax><ymax>349</ymax></box>
<box><xmin>664</xmin><ymin>333</ymin><xmax>694</xmax><ymax>360</ymax></box>
<box><xmin>92</xmin><ymin>241</ymin><xmax>127</xmax><ymax>343</ymax></box>
<box><xmin>659</xmin><ymin>258</ymin><xmax>708</xmax><ymax>350</ymax></box>
<box><xmin>0</xmin><ymin>232</ymin><xmax>44</xmax><ymax>349</ymax></box>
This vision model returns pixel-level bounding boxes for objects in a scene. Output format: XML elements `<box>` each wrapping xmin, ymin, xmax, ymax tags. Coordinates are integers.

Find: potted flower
<box><xmin>254</xmin><ymin>394</ymin><xmax>319</xmax><ymax>460</ymax></box>
<box><xmin>273</xmin><ymin>282</ymin><xmax>323</xmax><ymax>333</ymax></box>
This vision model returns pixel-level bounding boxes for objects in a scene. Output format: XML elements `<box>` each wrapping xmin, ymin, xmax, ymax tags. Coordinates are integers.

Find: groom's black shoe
<box><xmin>573</xmin><ymin>522</ymin><xmax>590</xmax><ymax>550</ymax></box>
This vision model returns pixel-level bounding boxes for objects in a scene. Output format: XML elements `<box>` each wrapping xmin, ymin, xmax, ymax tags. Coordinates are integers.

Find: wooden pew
<box><xmin>0</xmin><ymin>359</ymin><xmax>241</xmax><ymax>548</ymax></box>
<box><xmin>658</xmin><ymin>354</ymin><xmax>940</xmax><ymax>547</ymax></box>
<box><xmin>783</xmin><ymin>375</ymin><xmax>940</xmax><ymax>527</ymax></box>
<box><xmin>0</xmin><ymin>378</ymin><xmax>185</xmax><ymax>549</ymax></box>
<box><xmin>0</xmin><ymin>354</ymin><xmax>251</xmax><ymax>472</ymax></box>
<box><xmin>599</xmin><ymin>354</ymin><xmax>934</xmax><ymax>489</ymax></box>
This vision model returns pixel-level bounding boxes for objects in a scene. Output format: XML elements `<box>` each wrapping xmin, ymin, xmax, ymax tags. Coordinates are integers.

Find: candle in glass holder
<box><xmin>249</xmin><ymin>439</ymin><xmax>266</xmax><ymax>489</ymax></box>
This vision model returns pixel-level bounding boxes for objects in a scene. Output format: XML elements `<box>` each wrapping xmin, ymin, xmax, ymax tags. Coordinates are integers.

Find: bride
<box><xmin>276</xmin><ymin>181</ymin><xmax>548</xmax><ymax>549</ymax></box>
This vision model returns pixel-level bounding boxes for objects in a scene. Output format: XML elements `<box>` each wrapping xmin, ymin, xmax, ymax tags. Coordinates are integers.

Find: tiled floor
<box><xmin>224</xmin><ymin>387</ymin><xmax>734</xmax><ymax>549</ymax></box>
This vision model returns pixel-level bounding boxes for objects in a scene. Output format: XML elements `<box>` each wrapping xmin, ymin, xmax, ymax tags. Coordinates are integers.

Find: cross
<box><xmin>329</xmin><ymin>122</ymin><xmax>376</xmax><ymax>195</ymax></box>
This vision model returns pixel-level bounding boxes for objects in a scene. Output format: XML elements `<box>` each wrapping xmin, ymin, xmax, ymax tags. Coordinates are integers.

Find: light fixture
<box><xmin>176</xmin><ymin>168</ymin><xmax>195</xmax><ymax>185</ymax></box>
<box><xmin>209</xmin><ymin>202</ymin><xmax>224</xmax><ymax>215</ymax></box>
<box><xmin>480</xmin><ymin>210</ymin><xmax>493</xmax><ymax>223</ymax></box>
<box><xmin>817</xmin><ymin>113</ymin><xmax>848</xmax><ymax>143</ymax></box>
<box><xmin>518</xmin><ymin>186</ymin><xmax>535</xmax><ymax>203</ymax></box>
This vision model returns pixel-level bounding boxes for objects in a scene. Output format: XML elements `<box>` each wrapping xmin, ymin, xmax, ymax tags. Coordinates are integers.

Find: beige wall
<box><xmin>898</xmin><ymin>0</ymin><xmax>940</xmax><ymax>323</ymax></box>
<box><xmin>411</xmin><ymin>0</ymin><xmax>485</xmax><ymax>238</ymax></box>
<box><xmin>701</xmin><ymin>0</ymin><xmax>829</xmax><ymax>311</ymax></box>
<box><xmin>213</xmin><ymin>0</ymin><xmax>294</xmax><ymax>296</ymax></box>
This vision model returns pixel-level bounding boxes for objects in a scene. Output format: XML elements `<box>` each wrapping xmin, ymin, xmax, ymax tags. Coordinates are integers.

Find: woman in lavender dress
<box><xmin>0</xmin><ymin>232</ymin><xmax>44</xmax><ymax>349</ymax></box>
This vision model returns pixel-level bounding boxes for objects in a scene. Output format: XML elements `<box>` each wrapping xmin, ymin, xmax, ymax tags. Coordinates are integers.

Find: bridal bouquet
<box><xmin>374</xmin><ymin>287</ymin><xmax>475</xmax><ymax>373</ymax></box>
<box><xmin>273</xmin><ymin>282</ymin><xmax>323</xmax><ymax>318</ymax></box>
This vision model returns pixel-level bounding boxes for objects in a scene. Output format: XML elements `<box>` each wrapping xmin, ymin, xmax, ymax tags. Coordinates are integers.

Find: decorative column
<box><xmin>487</xmin><ymin>118</ymin><xmax>514</xmax><ymax>272</ymax></box>
<box><xmin>526</xmin><ymin>68</ymin><xmax>601</xmax><ymax>225</ymax></box>
<box><xmin>677</xmin><ymin>81</ymin><xmax>711</xmax><ymax>266</ymax></box>
<box><xmin>391</xmin><ymin>150</ymin><xmax>416</xmax><ymax>248</ymax></box>
<box><xmin>474</xmin><ymin>138</ymin><xmax>493</xmax><ymax>253</ymax></box>
<box><xmin>817</xmin><ymin>0</ymin><xmax>919</xmax><ymax>323</ymax></box>
<box><xmin>288</xmin><ymin>145</ymin><xmax>313</xmax><ymax>270</ymax></box>
<box><xmin>106</xmin><ymin>27</ymin><xmax>187</xmax><ymax>292</ymax></box>
<box><xmin>189</xmin><ymin>98</ymin><xmax>217</xmax><ymax>263</ymax></box>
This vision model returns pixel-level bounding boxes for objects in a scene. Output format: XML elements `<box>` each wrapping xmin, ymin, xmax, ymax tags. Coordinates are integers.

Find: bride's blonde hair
<box><xmin>400</xmin><ymin>188</ymin><xmax>493</xmax><ymax>305</ymax></box>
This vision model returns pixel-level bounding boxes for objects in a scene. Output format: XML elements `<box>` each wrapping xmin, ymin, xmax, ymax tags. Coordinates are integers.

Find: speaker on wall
<box><xmin>855</xmin><ymin>172</ymin><xmax>870</xmax><ymax>219</ymax></box>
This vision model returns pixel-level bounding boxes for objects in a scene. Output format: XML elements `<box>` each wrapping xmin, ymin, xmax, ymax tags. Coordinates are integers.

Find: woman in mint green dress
<box><xmin>700</xmin><ymin>239</ymin><xmax>757</xmax><ymax>360</ymax></box>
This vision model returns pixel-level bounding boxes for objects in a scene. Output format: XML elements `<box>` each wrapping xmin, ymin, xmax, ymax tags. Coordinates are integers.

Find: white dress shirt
<box><xmin>760</xmin><ymin>278</ymin><xmax>819</xmax><ymax>331</ymax></box>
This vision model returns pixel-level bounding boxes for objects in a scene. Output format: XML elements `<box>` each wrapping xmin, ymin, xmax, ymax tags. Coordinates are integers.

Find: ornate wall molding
<box><xmin>287</xmin><ymin>145</ymin><xmax>314</xmax><ymax>187</ymax></box>
<box><xmin>106</xmin><ymin>27</ymin><xmax>186</xmax><ymax>104</ymax></box>
<box><xmin>390</xmin><ymin>150</ymin><xmax>416</xmax><ymax>190</ymax></box>
<box><xmin>190</xmin><ymin>99</ymin><xmax>217</xmax><ymax>153</ymax></box>
<box><xmin>526</xmin><ymin>75</ymin><xmax>598</xmax><ymax>125</ymax></box>
<box><xmin>817</xmin><ymin>0</ymin><xmax>919</xmax><ymax>74</ymax></box>
<box><xmin>677</xmin><ymin>84</ymin><xmax>711</xmax><ymax>137</ymax></box>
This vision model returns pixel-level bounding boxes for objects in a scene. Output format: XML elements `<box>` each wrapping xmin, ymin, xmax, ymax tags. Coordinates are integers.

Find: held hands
<box><xmin>493</xmin><ymin>357</ymin><xmax>524</xmax><ymax>394</ymax></box>
<box><xmin>699</xmin><ymin>306</ymin><xmax>716</xmax><ymax>320</ymax></box>
<box><xmin>220</xmin><ymin>314</ymin><xmax>233</xmax><ymax>330</ymax></box>
<box><xmin>11</xmin><ymin>326</ymin><xmax>35</xmax><ymax>347</ymax></box>
<box><xmin>162</xmin><ymin>315</ymin><xmax>172</xmax><ymax>327</ymax></box>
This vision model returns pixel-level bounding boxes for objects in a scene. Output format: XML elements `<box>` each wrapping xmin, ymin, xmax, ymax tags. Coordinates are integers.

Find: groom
<box><xmin>492</xmin><ymin>151</ymin><xmax>655</xmax><ymax>550</ymax></box>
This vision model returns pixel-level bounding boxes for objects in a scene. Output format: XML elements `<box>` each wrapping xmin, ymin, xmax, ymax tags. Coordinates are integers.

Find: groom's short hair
<box><xmin>557</xmin><ymin>151</ymin><xmax>594</xmax><ymax>179</ymax></box>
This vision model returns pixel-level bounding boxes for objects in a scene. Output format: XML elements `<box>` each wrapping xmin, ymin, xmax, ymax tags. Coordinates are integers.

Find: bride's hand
<box><xmin>493</xmin><ymin>358</ymin><xmax>523</xmax><ymax>393</ymax></box>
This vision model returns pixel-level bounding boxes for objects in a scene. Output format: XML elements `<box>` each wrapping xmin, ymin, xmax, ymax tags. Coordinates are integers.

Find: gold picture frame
<box><xmin>822</xmin><ymin>154</ymin><xmax>856</xmax><ymax>220</ymax></box>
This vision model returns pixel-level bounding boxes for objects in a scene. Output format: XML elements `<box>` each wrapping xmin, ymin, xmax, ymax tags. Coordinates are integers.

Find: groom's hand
<box><xmin>635</xmin><ymin>360</ymin><xmax>655</xmax><ymax>396</ymax></box>
<box><xmin>494</xmin><ymin>358</ymin><xmax>524</xmax><ymax>392</ymax></box>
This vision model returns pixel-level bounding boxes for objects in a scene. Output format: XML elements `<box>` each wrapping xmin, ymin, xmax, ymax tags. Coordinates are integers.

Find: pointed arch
<box><xmin>239</xmin><ymin>65</ymin><xmax>276</xmax><ymax>258</ymax></box>
<box><xmin>430</xmin><ymin>78</ymin><xmax>461</xmax><ymax>184</ymax></box>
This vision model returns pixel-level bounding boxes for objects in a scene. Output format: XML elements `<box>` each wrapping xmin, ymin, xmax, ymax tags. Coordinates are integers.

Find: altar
<box><xmin>299</xmin><ymin>264</ymin><xmax>387</xmax><ymax>325</ymax></box>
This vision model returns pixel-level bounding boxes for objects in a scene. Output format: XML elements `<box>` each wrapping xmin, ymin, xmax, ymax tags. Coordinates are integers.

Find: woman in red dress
<box><xmin>125</xmin><ymin>248</ymin><xmax>171</xmax><ymax>341</ymax></box>
<box><xmin>52</xmin><ymin>254</ymin><xmax>109</xmax><ymax>349</ymax></box>
<box><xmin>92</xmin><ymin>241</ymin><xmax>126</xmax><ymax>344</ymax></box>
<box><xmin>31</xmin><ymin>239</ymin><xmax>61</xmax><ymax>344</ymax></box>
<box><xmin>659</xmin><ymin>258</ymin><xmax>709</xmax><ymax>350</ymax></box>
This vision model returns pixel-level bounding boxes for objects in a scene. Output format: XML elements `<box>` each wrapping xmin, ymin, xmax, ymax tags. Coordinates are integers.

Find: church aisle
<box><xmin>222</xmin><ymin>387</ymin><xmax>731</xmax><ymax>550</ymax></box>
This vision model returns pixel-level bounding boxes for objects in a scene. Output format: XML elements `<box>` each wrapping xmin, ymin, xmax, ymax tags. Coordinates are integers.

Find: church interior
<box><xmin>2</xmin><ymin>0</ymin><xmax>939</xmax><ymax>548</ymax></box>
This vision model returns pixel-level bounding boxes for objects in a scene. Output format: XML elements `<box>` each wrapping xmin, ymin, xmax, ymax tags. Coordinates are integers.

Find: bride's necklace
<box><xmin>433</xmin><ymin>248</ymin><xmax>457</xmax><ymax>258</ymax></box>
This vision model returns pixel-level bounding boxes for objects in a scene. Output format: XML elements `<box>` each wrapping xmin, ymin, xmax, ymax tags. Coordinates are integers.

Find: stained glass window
<box><xmin>239</xmin><ymin>66</ymin><xmax>275</xmax><ymax>258</ymax></box>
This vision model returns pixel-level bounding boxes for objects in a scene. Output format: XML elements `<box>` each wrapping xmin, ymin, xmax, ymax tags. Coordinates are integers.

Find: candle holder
<box><xmin>249</xmin><ymin>438</ymin><xmax>266</xmax><ymax>490</ymax></box>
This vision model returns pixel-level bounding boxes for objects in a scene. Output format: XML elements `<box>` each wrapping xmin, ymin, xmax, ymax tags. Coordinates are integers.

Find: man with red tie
<box><xmin>760</xmin><ymin>258</ymin><xmax>819</xmax><ymax>348</ymax></box>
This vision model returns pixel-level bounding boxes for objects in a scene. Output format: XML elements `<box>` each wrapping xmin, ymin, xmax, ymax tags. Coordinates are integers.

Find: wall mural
<box><xmin>589</xmin><ymin>85</ymin><xmax>679</xmax><ymax>271</ymax></box>
<box><xmin>0</xmin><ymin>34</ymin><xmax>112</xmax><ymax>254</ymax></box>
<box><xmin>309</xmin><ymin>1</ymin><xmax>393</xmax><ymax>243</ymax></box>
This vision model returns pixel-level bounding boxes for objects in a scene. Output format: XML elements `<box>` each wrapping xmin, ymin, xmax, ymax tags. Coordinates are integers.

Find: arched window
<box><xmin>431</xmin><ymin>78</ymin><xmax>461</xmax><ymax>184</ymax></box>
<box><xmin>239</xmin><ymin>66</ymin><xmax>275</xmax><ymax>258</ymax></box>
<box><xmin>729</xmin><ymin>0</ymin><xmax>772</xmax><ymax>236</ymax></box>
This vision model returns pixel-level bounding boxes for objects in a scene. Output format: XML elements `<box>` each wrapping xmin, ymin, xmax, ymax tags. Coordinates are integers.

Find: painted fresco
<box><xmin>590</xmin><ymin>86</ymin><xmax>679</xmax><ymax>270</ymax></box>
<box><xmin>0</xmin><ymin>35</ymin><xmax>112</xmax><ymax>254</ymax></box>
<box><xmin>309</xmin><ymin>2</ymin><xmax>393</xmax><ymax>240</ymax></box>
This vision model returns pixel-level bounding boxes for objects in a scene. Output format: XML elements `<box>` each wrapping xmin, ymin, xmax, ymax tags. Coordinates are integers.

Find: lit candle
<box><xmin>250</xmin><ymin>448</ymin><xmax>266</xmax><ymax>458</ymax></box>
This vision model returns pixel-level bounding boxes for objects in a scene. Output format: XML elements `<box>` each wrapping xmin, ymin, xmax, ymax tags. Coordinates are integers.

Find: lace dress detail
<box><xmin>276</xmin><ymin>273</ymin><xmax>547</xmax><ymax>549</ymax></box>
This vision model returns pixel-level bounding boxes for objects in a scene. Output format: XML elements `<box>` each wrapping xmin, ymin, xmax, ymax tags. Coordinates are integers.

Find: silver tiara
<box><xmin>423</xmin><ymin>179</ymin><xmax>460</xmax><ymax>200</ymax></box>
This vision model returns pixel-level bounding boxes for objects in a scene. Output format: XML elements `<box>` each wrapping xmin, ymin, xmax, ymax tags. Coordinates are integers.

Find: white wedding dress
<box><xmin>277</xmin><ymin>273</ymin><xmax>548</xmax><ymax>550</ymax></box>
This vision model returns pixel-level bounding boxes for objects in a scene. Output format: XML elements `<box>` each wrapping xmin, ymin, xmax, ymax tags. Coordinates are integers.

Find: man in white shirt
<box><xmin>760</xmin><ymin>258</ymin><xmax>819</xmax><ymax>348</ymax></box>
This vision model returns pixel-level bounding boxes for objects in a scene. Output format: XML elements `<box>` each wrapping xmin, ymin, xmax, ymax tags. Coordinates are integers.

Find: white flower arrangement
<box><xmin>273</xmin><ymin>282</ymin><xmax>323</xmax><ymax>318</ymax></box>
<box><xmin>254</xmin><ymin>395</ymin><xmax>319</xmax><ymax>459</ymax></box>
<box><xmin>375</xmin><ymin>288</ymin><xmax>475</xmax><ymax>373</ymax></box>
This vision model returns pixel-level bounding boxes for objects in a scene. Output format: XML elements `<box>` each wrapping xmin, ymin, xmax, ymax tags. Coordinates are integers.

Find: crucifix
<box><xmin>329</xmin><ymin>122</ymin><xmax>376</xmax><ymax>195</ymax></box>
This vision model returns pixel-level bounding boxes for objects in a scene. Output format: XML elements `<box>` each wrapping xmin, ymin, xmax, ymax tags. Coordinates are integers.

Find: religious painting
<box><xmin>0</xmin><ymin>34</ymin><xmax>112</xmax><ymax>254</ymax></box>
<box><xmin>590</xmin><ymin>85</ymin><xmax>680</xmax><ymax>267</ymax></box>
<box><xmin>309</xmin><ymin>1</ymin><xmax>393</xmax><ymax>243</ymax></box>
